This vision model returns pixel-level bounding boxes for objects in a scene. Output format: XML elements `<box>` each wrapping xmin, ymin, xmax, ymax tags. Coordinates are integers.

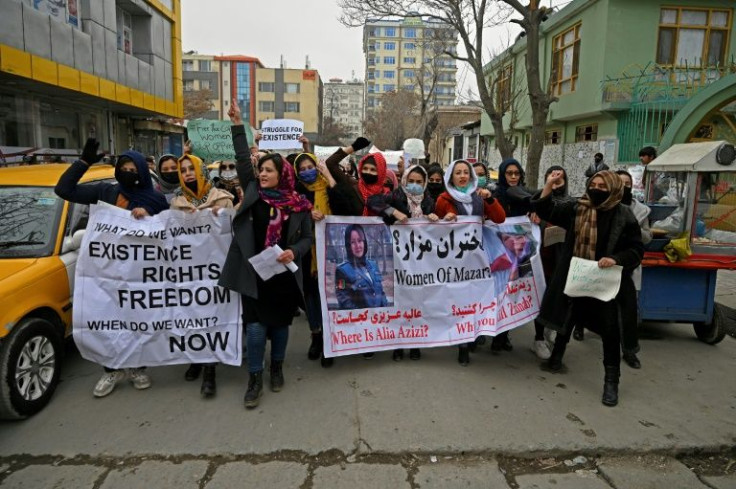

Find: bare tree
<box><xmin>364</xmin><ymin>90</ymin><xmax>420</xmax><ymax>149</ymax></box>
<box><xmin>339</xmin><ymin>0</ymin><xmax>557</xmax><ymax>187</ymax></box>
<box><xmin>183</xmin><ymin>88</ymin><xmax>215</xmax><ymax>120</ymax></box>
<box><xmin>319</xmin><ymin>116</ymin><xmax>351</xmax><ymax>146</ymax></box>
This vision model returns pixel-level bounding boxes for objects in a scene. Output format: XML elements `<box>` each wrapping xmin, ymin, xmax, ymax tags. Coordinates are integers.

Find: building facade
<box><xmin>182</xmin><ymin>51</ymin><xmax>219</xmax><ymax>120</ymax></box>
<box><xmin>0</xmin><ymin>0</ymin><xmax>184</xmax><ymax>160</ymax></box>
<box><xmin>323</xmin><ymin>78</ymin><xmax>364</xmax><ymax>142</ymax></box>
<box><xmin>363</xmin><ymin>16</ymin><xmax>458</xmax><ymax>112</ymax></box>
<box><xmin>215</xmin><ymin>55</ymin><xmax>263</xmax><ymax>127</ymax></box>
<box><xmin>255</xmin><ymin>68</ymin><xmax>323</xmax><ymax>140</ymax></box>
<box><xmin>480</xmin><ymin>0</ymin><xmax>736</xmax><ymax>194</ymax></box>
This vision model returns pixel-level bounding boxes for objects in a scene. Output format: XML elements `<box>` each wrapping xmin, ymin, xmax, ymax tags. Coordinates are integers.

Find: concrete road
<box><xmin>0</xmin><ymin>271</ymin><xmax>735</xmax><ymax>487</ymax></box>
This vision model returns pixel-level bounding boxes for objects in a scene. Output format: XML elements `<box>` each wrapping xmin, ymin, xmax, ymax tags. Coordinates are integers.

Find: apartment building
<box><xmin>255</xmin><ymin>67</ymin><xmax>323</xmax><ymax>140</ymax></box>
<box><xmin>363</xmin><ymin>16</ymin><xmax>458</xmax><ymax>112</ymax></box>
<box><xmin>323</xmin><ymin>78</ymin><xmax>364</xmax><ymax>141</ymax></box>
<box><xmin>182</xmin><ymin>51</ymin><xmax>219</xmax><ymax>120</ymax></box>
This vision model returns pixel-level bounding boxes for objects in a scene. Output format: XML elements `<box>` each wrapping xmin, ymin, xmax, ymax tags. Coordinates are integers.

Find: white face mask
<box><xmin>220</xmin><ymin>170</ymin><xmax>237</xmax><ymax>180</ymax></box>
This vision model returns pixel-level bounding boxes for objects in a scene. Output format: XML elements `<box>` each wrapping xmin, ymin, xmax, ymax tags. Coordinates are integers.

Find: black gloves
<box><xmin>507</xmin><ymin>185</ymin><xmax>532</xmax><ymax>202</ymax></box>
<box><xmin>351</xmin><ymin>137</ymin><xmax>371</xmax><ymax>152</ymax></box>
<box><xmin>81</xmin><ymin>138</ymin><xmax>104</xmax><ymax>165</ymax></box>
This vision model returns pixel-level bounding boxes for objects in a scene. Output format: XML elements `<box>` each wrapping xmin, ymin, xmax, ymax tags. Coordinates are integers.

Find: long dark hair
<box><xmin>344</xmin><ymin>224</ymin><xmax>367</xmax><ymax>263</ymax></box>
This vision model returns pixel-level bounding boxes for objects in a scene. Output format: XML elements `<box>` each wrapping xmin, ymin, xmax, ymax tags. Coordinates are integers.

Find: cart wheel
<box><xmin>693</xmin><ymin>303</ymin><xmax>727</xmax><ymax>345</ymax></box>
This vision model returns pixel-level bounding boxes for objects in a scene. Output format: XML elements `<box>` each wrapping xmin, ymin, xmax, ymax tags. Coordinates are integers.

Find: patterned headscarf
<box><xmin>258</xmin><ymin>154</ymin><xmax>313</xmax><ymax>248</ymax></box>
<box><xmin>401</xmin><ymin>165</ymin><xmax>428</xmax><ymax>218</ymax></box>
<box><xmin>573</xmin><ymin>170</ymin><xmax>625</xmax><ymax>260</ymax></box>
<box><xmin>357</xmin><ymin>153</ymin><xmax>388</xmax><ymax>216</ymax></box>
<box><xmin>176</xmin><ymin>154</ymin><xmax>213</xmax><ymax>207</ymax></box>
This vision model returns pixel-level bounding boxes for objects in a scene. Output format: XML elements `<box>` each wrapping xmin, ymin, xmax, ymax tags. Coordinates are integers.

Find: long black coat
<box><xmin>218</xmin><ymin>125</ymin><xmax>313</xmax><ymax>299</ymax></box>
<box><xmin>530</xmin><ymin>192</ymin><xmax>644</xmax><ymax>333</ymax></box>
<box><xmin>366</xmin><ymin>187</ymin><xmax>435</xmax><ymax>225</ymax></box>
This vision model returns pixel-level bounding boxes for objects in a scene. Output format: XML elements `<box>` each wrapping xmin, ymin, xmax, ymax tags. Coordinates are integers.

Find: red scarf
<box><xmin>258</xmin><ymin>159</ymin><xmax>312</xmax><ymax>248</ymax></box>
<box><xmin>357</xmin><ymin>153</ymin><xmax>388</xmax><ymax>216</ymax></box>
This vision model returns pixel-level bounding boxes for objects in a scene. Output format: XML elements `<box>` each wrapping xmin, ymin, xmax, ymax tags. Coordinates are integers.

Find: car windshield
<box><xmin>0</xmin><ymin>186</ymin><xmax>63</xmax><ymax>258</ymax></box>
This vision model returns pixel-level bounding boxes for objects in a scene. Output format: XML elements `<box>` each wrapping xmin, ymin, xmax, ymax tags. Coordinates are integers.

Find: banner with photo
<box><xmin>316</xmin><ymin>216</ymin><xmax>545</xmax><ymax>357</ymax></box>
<box><xmin>73</xmin><ymin>204</ymin><xmax>241</xmax><ymax>368</ymax></box>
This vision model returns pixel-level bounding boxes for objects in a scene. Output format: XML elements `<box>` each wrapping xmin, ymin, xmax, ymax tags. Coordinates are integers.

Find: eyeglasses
<box><xmin>505</xmin><ymin>171</ymin><xmax>521</xmax><ymax>177</ymax></box>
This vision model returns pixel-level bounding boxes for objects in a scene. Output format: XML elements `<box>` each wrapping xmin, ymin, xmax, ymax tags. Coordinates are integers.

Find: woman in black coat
<box><xmin>218</xmin><ymin>104</ymin><xmax>313</xmax><ymax>410</ymax></box>
<box><xmin>531</xmin><ymin>170</ymin><xmax>643</xmax><ymax>407</ymax></box>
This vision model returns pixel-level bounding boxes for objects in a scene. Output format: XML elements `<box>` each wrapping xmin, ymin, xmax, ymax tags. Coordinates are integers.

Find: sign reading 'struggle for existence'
<box><xmin>316</xmin><ymin>216</ymin><xmax>546</xmax><ymax>357</ymax></box>
<box><xmin>258</xmin><ymin>119</ymin><xmax>304</xmax><ymax>150</ymax></box>
<box><xmin>73</xmin><ymin>204</ymin><xmax>242</xmax><ymax>368</ymax></box>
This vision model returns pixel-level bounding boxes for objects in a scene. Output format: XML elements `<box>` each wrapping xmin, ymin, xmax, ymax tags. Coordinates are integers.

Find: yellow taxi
<box><xmin>0</xmin><ymin>163</ymin><xmax>114</xmax><ymax>419</ymax></box>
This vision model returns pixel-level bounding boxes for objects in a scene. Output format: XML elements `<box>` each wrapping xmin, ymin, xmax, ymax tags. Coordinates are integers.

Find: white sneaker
<box><xmin>533</xmin><ymin>340</ymin><xmax>552</xmax><ymax>360</ymax></box>
<box><xmin>128</xmin><ymin>368</ymin><xmax>152</xmax><ymax>390</ymax></box>
<box><xmin>93</xmin><ymin>370</ymin><xmax>126</xmax><ymax>398</ymax></box>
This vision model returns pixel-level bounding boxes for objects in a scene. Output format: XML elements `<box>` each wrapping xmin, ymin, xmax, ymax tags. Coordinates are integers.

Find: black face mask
<box><xmin>427</xmin><ymin>182</ymin><xmax>444</xmax><ymax>196</ymax></box>
<box><xmin>587</xmin><ymin>188</ymin><xmax>610</xmax><ymax>207</ymax></box>
<box><xmin>361</xmin><ymin>172</ymin><xmax>378</xmax><ymax>185</ymax></box>
<box><xmin>160</xmin><ymin>171</ymin><xmax>179</xmax><ymax>184</ymax></box>
<box><xmin>117</xmin><ymin>171</ymin><xmax>139</xmax><ymax>189</ymax></box>
<box><xmin>621</xmin><ymin>186</ymin><xmax>633</xmax><ymax>205</ymax></box>
<box><xmin>185</xmin><ymin>180</ymin><xmax>199</xmax><ymax>193</ymax></box>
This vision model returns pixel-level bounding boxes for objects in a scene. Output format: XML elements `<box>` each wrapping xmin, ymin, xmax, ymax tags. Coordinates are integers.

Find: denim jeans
<box><xmin>246</xmin><ymin>322</ymin><xmax>289</xmax><ymax>373</ymax></box>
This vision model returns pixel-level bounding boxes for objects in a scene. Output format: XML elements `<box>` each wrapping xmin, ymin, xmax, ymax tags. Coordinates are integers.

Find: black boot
<box><xmin>270</xmin><ymin>361</ymin><xmax>284</xmax><ymax>392</ymax></box>
<box><xmin>308</xmin><ymin>332</ymin><xmax>322</xmax><ymax>360</ymax></box>
<box><xmin>602</xmin><ymin>365</ymin><xmax>620</xmax><ymax>407</ymax></box>
<box><xmin>392</xmin><ymin>349</ymin><xmax>404</xmax><ymax>361</ymax></box>
<box><xmin>623</xmin><ymin>351</ymin><xmax>641</xmax><ymax>369</ymax></box>
<box><xmin>409</xmin><ymin>348</ymin><xmax>421</xmax><ymax>360</ymax></box>
<box><xmin>546</xmin><ymin>338</ymin><xmax>567</xmax><ymax>372</ymax></box>
<box><xmin>573</xmin><ymin>325</ymin><xmax>584</xmax><ymax>341</ymax></box>
<box><xmin>244</xmin><ymin>372</ymin><xmax>263</xmax><ymax>409</ymax></box>
<box><xmin>491</xmin><ymin>332</ymin><xmax>512</xmax><ymax>353</ymax></box>
<box><xmin>458</xmin><ymin>345</ymin><xmax>470</xmax><ymax>366</ymax></box>
<box><xmin>320</xmin><ymin>352</ymin><xmax>334</xmax><ymax>368</ymax></box>
<box><xmin>200</xmin><ymin>365</ymin><xmax>216</xmax><ymax>398</ymax></box>
<box><xmin>184</xmin><ymin>363</ymin><xmax>202</xmax><ymax>381</ymax></box>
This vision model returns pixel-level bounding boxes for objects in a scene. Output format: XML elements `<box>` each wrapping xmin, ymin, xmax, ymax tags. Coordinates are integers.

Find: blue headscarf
<box><xmin>115</xmin><ymin>150</ymin><xmax>169</xmax><ymax>215</ymax></box>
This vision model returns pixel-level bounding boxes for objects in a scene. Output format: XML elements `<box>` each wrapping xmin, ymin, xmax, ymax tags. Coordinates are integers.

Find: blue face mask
<box><xmin>299</xmin><ymin>168</ymin><xmax>318</xmax><ymax>183</ymax></box>
<box><xmin>405</xmin><ymin>183</ymin><xmax>424</xmax><ymax>195</ymax></box>
<box><xmin>477</xmin><ymin>176</ymin><xmax>487</xmax><ymax>188</ymax></box>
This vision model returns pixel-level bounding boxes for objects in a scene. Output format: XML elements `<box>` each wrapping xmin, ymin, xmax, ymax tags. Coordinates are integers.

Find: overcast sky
<box><xmin>180</xmin><ymin>0</ymin><xmax>521</xmax><ymax>101</ymax></box>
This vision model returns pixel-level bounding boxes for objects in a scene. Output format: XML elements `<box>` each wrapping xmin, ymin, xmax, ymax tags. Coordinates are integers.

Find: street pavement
<box><xmin>0</xmin><ymin>270</ymin><xmax>734</xmax><ymax>488</ymax></box>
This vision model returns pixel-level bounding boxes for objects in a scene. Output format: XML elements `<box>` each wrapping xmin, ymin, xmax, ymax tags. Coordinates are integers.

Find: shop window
<box><xmin>550</xmin><ymin>23</ymin><xmax>581</xmax><ymax>95</ymax></box>
<box><xmin>575</xmin><ymin>124</ymin><xmax>598</xmax><ymax>142</ymax></box>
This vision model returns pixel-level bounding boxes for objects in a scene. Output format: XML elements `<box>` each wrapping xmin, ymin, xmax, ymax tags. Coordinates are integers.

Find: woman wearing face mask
<box><xmin>489</xmin><ymin>158</ymin><xmax>534</xmax><ymax>354</ymax></box>
<box><xmin>530</xmin><ymin>166</ymin><xmax>574</xmax><ymax>359</ymax></box>
<box><xmin>367</xmin><ymin>165</ymin><xmax>439</xmax><ymax>361</ymax></box>
<box><xmin>219</xmin><ymin>104</ymin><xmax>313</xmax><ymax>410</ymax></box>
<box><xmin>293</xmin><ymin>152</ymin><xmax>356</xmax><ymax>367</ymax></box>
<box><xmin>169</xmin><ymin>154</ymin><xmax>233</xmax><ymax>398</ymax></box>
<box><xmin>157</xmin><ymin>154</ymin><xmax>181</xmax><ymax>203</ymax></box>
<box><xmin>323</xmin><ymin>137</ymin><xmax>377</xmax><ymax>216</ymax></box>
<box><xmin>216</xmin><ymin>160</ymin><xmax>242</xmax><ymax>208</ymax></box>
<box><xmin>434</xmin><ymin>159</ymin><xmax>506</xmax><ymax>366</ymax></box>
<box><xmin>425</xmin><ymin>164</ymin><xmax>445</xmax><ymax>203</ymax></box>
<box><xmin>615</xmin><ymin>170</ymin><xmax>651</xmax><ymax>370</ymax></box>
<box><xmin>531</xmin><ymin>170</ymin><xmax>643</xmax><ymax>407</ymax></box>
<box><xmin>473</xmin><ymin>162</ymin><xmax>492</xmax><ymax>192</ymax></box>
<box><xmin>55</xmin><ymin>139</ymin><xmax>168</xmax><ymax>398</ymax></box>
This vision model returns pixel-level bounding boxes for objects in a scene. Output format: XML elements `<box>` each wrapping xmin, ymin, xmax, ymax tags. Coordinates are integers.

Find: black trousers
<box><xmin>617</xmin><ymin>282</ymin><xmax>640</xmax><ymax>354</ymax></box>
<box><xmin>553</xmin><ymin>298</ymin><xmax>621</xmax><ymax>368</ymax></box>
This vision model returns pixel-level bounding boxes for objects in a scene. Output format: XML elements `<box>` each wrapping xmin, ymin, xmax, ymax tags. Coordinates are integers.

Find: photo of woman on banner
<box><xmin>335</xmin><ymin>224</ymin><xmax>388</xmax><ymax>310</ymax></box>
<box><xmin>491</xmin><ymin>225</ymin><xmax>537</xmax><ymax>281</ymax></box>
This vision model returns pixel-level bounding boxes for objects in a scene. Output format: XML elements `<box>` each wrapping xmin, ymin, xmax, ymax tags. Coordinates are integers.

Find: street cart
<box><xmin>638</xmin><ymin>140</ymin><xmax>736</xmax><ymax>344</ymax></box>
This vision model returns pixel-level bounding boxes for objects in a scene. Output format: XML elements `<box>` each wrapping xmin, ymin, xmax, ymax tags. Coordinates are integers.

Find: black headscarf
<box><xmin>115</xmin><ymin>150</ymin><xmax>169</xmax><ymax>215</ymax></box>
<box><xmin>544</xmin><ymin>165</ymin><xmax>570</xmax><ymax>199</ymax></box>
<box><xmin>494</xmin><ymin>158</ymin><xmax>531</xmax><ymax>217</ymax></box>
<box><xmin>425</xmin><ymin>163</ymin><xmax>445</xmax><ymax>201</ymax></box>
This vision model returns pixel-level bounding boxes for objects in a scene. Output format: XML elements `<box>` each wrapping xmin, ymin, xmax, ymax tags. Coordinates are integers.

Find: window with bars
<box><xmin>575</xmin><ymin>124</ymin><xmax>598</xmax><ymax>142</ymax></box>
<box><xmin>496</xmin><ymin>64</ymin><xmax>513</xmax><ymax>112</ymax></box>
<box><xmin>656</xmin><ymin>7</ymin><xmax>731</xmax><ymax>67</ymax></box>
<box><xmin>550</xmin><ymin>23</ymin><xmax>581</xmax><ymax>96</ymax></box>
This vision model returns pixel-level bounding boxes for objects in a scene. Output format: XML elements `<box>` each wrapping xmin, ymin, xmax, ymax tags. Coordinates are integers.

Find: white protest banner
<box><xmin>73</xmin><ymin>204</ymin><xmax>241</xmax><ymax>368</ymax></box>
<box><xmin>368</xmin><ymin>146</ymin><xmax>403</xmax><ymax>172</ymax></box>
<box><xmin>563</xmin><ymin>256</ymin><xmax>622</xmax><ymax>302</ymax></box>
<box><xmin>314</xmin><ymin>145</ymin><xmax>350</xmax><ymax>166</ymax></box>
<box><xmin>317</xmin><ymin>216</ymin><xmax>545</xmax><ymax>357</ymax></box>
<box><xmin>259</xmin><ymin>119</ymin><xmax>304</xmax><ymax>150</ymax></box>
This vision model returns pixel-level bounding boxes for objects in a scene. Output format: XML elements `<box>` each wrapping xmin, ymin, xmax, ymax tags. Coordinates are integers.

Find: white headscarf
<box><xmin>444</xmin><ymin>159</ymin><xmax>478</xmax><ymax>214</ymax></box>
<box><xmin>401</xmin><ymin>165</ymin><xmax>428</xmax><ymax>218</ymax></box>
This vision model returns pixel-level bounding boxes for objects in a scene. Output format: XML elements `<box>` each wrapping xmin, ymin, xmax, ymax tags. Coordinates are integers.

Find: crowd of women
<box><xmin>55</xmin><ymin>103</ymin><xmax>646</xmax><ymax>409</ymax></box>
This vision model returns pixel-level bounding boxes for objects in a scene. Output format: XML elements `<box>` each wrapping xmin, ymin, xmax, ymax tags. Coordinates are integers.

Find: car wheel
<box><xmin>693</xmin><ymin>303</ymin><xmax>727</xmax><ymax>345</ymax></box>
<box><xmin>0</xmin><ymin>317</ymin><xmax>63</xmax><ymax>420</ymax></box>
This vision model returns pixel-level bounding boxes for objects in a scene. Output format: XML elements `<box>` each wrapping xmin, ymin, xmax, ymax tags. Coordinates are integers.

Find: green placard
<box><xmin>187</xmin><ymin>120</ymin><xmax>254</xmax><ymax>162</ymax></box>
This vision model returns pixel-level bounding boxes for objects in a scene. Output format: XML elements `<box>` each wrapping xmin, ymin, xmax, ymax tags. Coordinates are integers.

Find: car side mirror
<box><xmin>62</xmin><ymin>230</ymin><xmax>85</xmax><ymax>253</ymax></box>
